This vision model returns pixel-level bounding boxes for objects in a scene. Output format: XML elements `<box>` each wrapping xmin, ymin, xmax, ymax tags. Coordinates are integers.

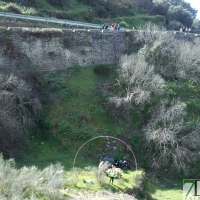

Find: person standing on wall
<box><xmin>114</xmin><ymin>23</ymin><xmax>117</xmax><ymax>30</ymax></box>
<box><xmin>117</xmin><ymin>24</ymin><xmax>120</xmax><ymax>30</ymax></box>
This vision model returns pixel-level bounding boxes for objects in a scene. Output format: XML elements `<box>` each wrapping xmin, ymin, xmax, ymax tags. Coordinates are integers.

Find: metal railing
<box><xmin>0</xmin><ymin>11</ymin><xmax>102</xmax><ymax>29</ymax></box>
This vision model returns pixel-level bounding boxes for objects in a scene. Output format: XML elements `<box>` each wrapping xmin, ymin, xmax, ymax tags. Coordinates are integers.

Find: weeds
<box><xmin>0</xmin><ymin>154</ymin><xmax>65</xmax><ymax>199</ymax></box>
<box><xmin>94</xmin><ymin>64</ymin><xmax>111</xmax><ymax>77</ymax></box>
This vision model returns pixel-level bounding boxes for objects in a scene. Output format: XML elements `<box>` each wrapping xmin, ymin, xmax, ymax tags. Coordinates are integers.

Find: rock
<box><xmin>84</xmin><ymin>166</ymin><xmax>92</xmax><ymax>171</ymax></box>
<box><xmin>83</xmin><ymin>179</ymin><xmax>94</xmax><ymax>184</ymax></box>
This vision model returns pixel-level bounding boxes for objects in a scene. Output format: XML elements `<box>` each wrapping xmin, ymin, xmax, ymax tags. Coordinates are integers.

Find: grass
<box><xmin>17</xmin><ymin>65</ymin><xmax>123</xmax><ymax>169</ymax></box>
<box><xmin>134</xmin><ymin>176</ymin><xmax>183</xmax><ymax>200</ymax></box>
<box><xmin>15</xmin><ymin>65</ymin><xmax>187</xmax><ymax>199</ymax></box>
<box><xmin>62</xmin><ymin>168</ymin><xmax>143</xmax><ymax>193</ymax></box>
<box><xmin>145</xmin><ymin>178</ymin><xmax>183</xmax><ymax>200</ymax></box>
<box><xmin>151</xmin><ymin>188</ymin><xmax>182</xmax><ymax>200</ymax></box>
<box><xmin>47</xmin><ymin>66</ymin><xmax>121</xmax><ymax>136</ymax></box>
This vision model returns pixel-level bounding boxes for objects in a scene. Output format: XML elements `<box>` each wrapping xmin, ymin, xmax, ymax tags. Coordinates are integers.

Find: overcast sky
<box><xmin>185</xmin><ymin>0</ymin><xmax>200</xmax><ymax>19</ymax></box>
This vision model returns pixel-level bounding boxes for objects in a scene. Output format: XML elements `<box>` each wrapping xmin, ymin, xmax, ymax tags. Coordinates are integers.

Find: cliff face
<box><xmin>0</xmin><ymin>27</ymin><xmax>196</xmax><ymax>72</ymax></box>
<box><xmin>0</xmin><ymin>27</ymin><xmax>143</xmax><ymax>72</ymax></box>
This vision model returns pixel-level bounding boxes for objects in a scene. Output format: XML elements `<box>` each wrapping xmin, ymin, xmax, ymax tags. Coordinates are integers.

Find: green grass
<box><xmin>62</xmin><ymin>169</ymin><xmax>143</xmax><ymax>193</ymax></box>
<box><xmin>17</xmin><ymin>65</ymin><xmax>124</xmax><ymax>169</ymax></box>
<box><xmin>15</xmin><ymin>65</ymin><xmax>186</xmax><ymax>199</ymax></box>
<box><xmin>17</xmin><ymin>136</ymin><xmax>100</xmax><ymax>171</ymax></box>
<box><xmin>101</xmin><ymin>15</ymin><xmax>166</xmax><ymax>29</ymax></box>
<box><xmin>47</xmin><ymin>66</ymin><xmax>121</xmax><ymax>136</ymax></box>
<box><xmin>151</xmin><ymin>188</ymin><xmax>182</xmax><ymax>200</ymax></box>
<box><xmin>145</xmin><ymin>179</ymin><xmax>183</xmax><ymax>200</ymax></box>
<box><xmin>134</xmin><ymin>176</ymin><xmax>183</xmax><ymax>200</ymax></box>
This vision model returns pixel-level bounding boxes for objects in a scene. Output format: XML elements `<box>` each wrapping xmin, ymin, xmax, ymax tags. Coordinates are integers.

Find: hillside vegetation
<box><xmin>0</xmin><ymin>0</ymin><xmax>199</xmax><ymax>30</ymax></box>
<box><xmin>13</xmin><ymin>26</ymin><xmax>200</xmax><ymax>199</ymax></box>
<box><xmin>0</xmin><ymin>0</ymin><xmax>149</xmax><ymax>25</ymax></box>
<box><xmin>1</xmin><ymin>34</ymin><xmax>200</xmax><ymax>198</ymax></box>
<box><xmin>0</xmin><ymin>0</ymin><xmax>200</xmax><ymax>199</ymax></box>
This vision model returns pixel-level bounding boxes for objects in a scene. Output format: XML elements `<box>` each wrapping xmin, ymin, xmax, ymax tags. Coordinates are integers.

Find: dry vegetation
<box><xmin>0</xmin><ymin>73</ymin><xmax>41</xmax><ymax>158</ymax></box>
<box><xmin>0</xmin><ymin>154</ymin><xmax>65</xmax><ymax>199</ymax></box>
<box><xmin>144</xmin><ymin>99</ymin><xmax>200</xmax><ymax>173</ymax></box>
<box><xmin>104</xmin><ymin>23</ymin><xmax>200</xmax><ymax>175</ymax></box>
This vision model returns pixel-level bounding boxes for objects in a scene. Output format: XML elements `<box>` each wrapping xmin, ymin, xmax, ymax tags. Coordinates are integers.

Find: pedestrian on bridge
<box><xmin>117</xmin><ymin>24</ymin><xmax>120</xmax><ymax>30</ymax></box>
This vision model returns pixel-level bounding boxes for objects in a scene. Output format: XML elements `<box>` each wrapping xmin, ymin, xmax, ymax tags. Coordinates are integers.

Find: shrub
<box><xmin>4</xmin><ymin>3</ymin><xmax>21</xmax><ymax>14</ymax></box>
<box><xmin>143</xmin><ymin>99</ymin><xmax>200</xmax><ymax>174</ymax></box>
<box><xmin>168</xmin><ymin>5</ymin><xmax>193</xmax><ymax>28</ymax></box>
<box><xmin>94</xmin><ymin>65</ymin><xmax>111</xmax><ymax>77</ymax></box>
<box><xmin>47</xmin><ymin>0</ymin><xmax>69</xmax><ymax>7</ymax></box>
<box><xmin>137</xmin><ymin>27</ymin><xmax>200</xmax><ymax>82</ymax></box>
<box><xmin>150</xmin><ymin>0</ymin><xmax>170</xmax><ymax>16</ymax></box>
<box><xmin>58</xmin><ymin>121</ymin><xmax>72</xmax><ymax>136</ymax></box>
<box><xmin>0</xmin><ymin>73</ymin><xmax>41</xmax><ymax>157</ymax></box>
<box><xmin>77</xmin><ymin>0</ymin><xmax>134</xmax><ymax>18</ymax></box>
<box><xmin>119</xmin><ymin>21</ymin><xmax>129</xmax><ymax>28</ymax></box>
<box><xmin>167</xmin><ymin>20</ymin><xmax>183</xmax><ymax>30</ymax></box>
<box><xmin>0</xmin><ymin>154</ymin><xmax>65</xmax><ymax>199</ymax></box>
<box><xmin>117</xmin><ymin>54</ymin><xmax>165</xmax><ymax>105</ymax></box>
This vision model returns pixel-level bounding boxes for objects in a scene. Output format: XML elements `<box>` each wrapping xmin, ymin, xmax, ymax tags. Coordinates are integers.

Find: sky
<box><xmin>185</xmin><ymin>0</ymin><xmax>200</xmax><ymax>19</ymax></box>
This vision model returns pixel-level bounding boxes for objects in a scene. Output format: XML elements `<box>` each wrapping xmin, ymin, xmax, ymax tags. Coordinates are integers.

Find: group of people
<box><xmin>101</xmin><ymin>23</ymin><xmax>120</xmax><ymax>30</ymax></box>
<box><xmin>101</xmin><ymin>24</ymin><xmax>108</xmax><ymax>29</ymax></box>
<box><xmin>180</xmin><ymin>27</ymin><xmax>191</xmax><ymax>32</ymax></box>
<box><xmin>111</xmin><ymin>23</ymin><xmax>120</xmax><ymax>30</ymax></box>
<box><xmin>98</xmin><ymin>161</ymin><xmax>123</xmax><ymax>185</ymax></box>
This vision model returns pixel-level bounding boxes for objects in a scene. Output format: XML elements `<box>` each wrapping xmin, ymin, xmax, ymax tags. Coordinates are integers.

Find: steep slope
<box><xmin>0</xmin><ymin>0</ymin><xmax>165</xmax><ymax>29</ymax></box>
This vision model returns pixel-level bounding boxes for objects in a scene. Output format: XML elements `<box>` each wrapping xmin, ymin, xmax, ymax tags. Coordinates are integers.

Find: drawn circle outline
<box><xmin>72</xmin><ymin>136</ymin><xmax>138</xmax><ymax>194</ymax></box>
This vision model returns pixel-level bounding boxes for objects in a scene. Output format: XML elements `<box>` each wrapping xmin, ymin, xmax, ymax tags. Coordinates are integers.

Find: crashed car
<box><xmin>100</xmin><ymin>156</ymin><xmax>115</xmax><ymax>164</ymax></box>
<box><xmin>99</xmin><ymin>156</ymin><xmax>130</xmax><ymax>169</ymax></box>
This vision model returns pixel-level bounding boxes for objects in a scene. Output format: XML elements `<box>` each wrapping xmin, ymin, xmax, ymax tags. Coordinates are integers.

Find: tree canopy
<box><xmin>151</xmin><ymin>0</ymin><xmax>198</xmax><ymax>29</ymax></box>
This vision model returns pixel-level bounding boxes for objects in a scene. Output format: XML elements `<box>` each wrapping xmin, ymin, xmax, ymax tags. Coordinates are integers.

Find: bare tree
<box><xmin>136</xmin><ymin>21</ymin><xmax>168</xmax><ymax>48</ymax></box>
<box><xmin>137</xmin><ymin>24</ymin><xmax>200</xmax><ymax>82</ymax></box>
<box><xmin>105</xmin><ymin>54</ymin><xmax>164</xmax><ymax>120</ymax></box>
<box><xmin>137</xmin><ymin>21</ymin><xmax>167</xmax><ymax>32</ymax></box>
<box><xmin>144</xmin><ymin>99</ymin><xmax>200</xmax><ymax>173</ymax></box>
<box><xmin>0</xmin><ymin>73</ymin><xmax>41</xmax><ymax>157</ymax></box>
<box><xmin>115</xmin><ymin>54</ymin><xmax>164</xmax><ymax>105</ymax></box>
<box><xmin>175</xmin><ymin>41</ymin><xmax>200</xmax><ymax>84</ymax></box>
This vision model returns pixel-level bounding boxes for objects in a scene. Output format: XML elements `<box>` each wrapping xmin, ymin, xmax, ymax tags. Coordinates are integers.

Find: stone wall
<box><xmin>0</xmin><ymin>27</ymin><xmax>142</xmax><ymax>71</ymax></box>
<box><xmin>0</xmin><ymin>27</ymin><xmax>198</xmax><ymax>72</ymax></box>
